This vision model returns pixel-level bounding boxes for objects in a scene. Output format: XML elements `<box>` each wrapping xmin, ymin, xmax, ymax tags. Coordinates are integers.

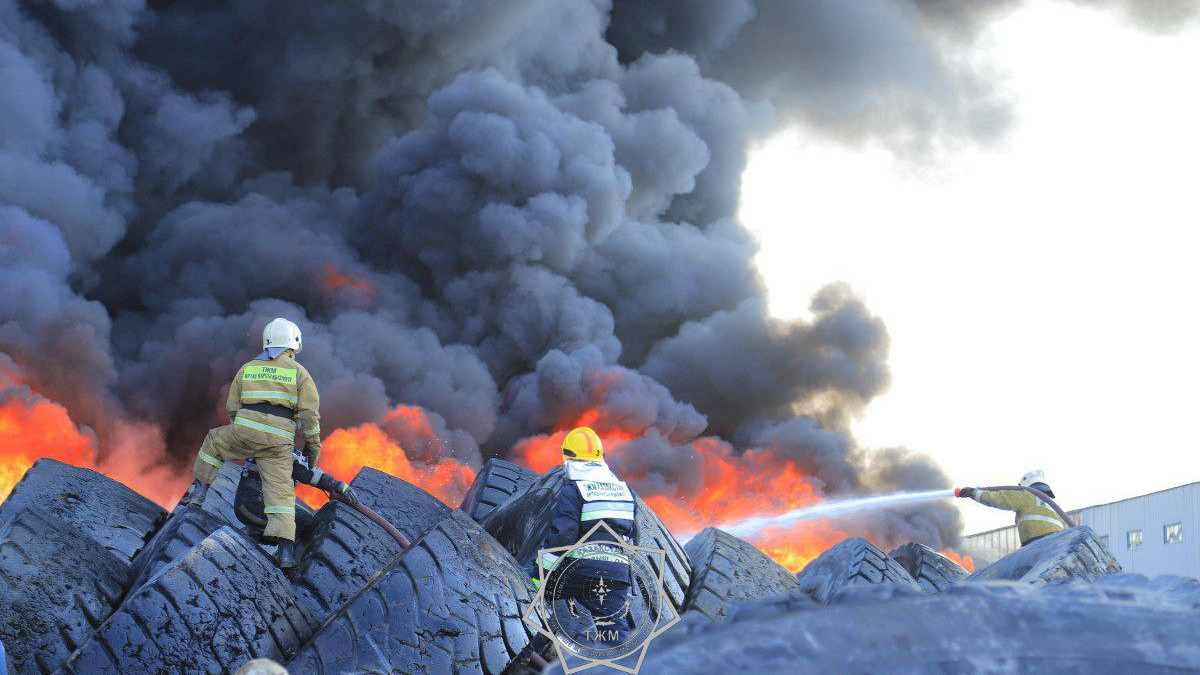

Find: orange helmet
<box><xmin>561</xmin><ymin>427</ymin><xmax>603</xmax><ymax>462</ymax></box>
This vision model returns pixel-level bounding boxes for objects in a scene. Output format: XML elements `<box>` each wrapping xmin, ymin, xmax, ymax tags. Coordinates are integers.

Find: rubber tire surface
<box><xmin>0</xmin><ymin>459</ymin><xmax>164</xmax><ymax>565</ymax></box>
<box><xmin>286</xmin><ymin>510</ymin><xmax>534</xmax><ymax>675</ymax></box>
<box><xmin>460</xmin><ymin>459</ymin><xmax>538</xmax><ymax>522</ymax></box>
<box><xmin>482</xmin><ymin>467</ymin><xmax>692</xmax><ymax>614</ymax></box>
<box><xmin>682</xmin><ymin>527</ymin><xmax>800</xmax><ymax>622</ymax></box>
<box><xmin>194</xmin><ymin>462</ymin><xmax>242</xmax><ymax>527</ymax></box>
<box><xmin>289</xmin><ymin>501</ymin><xmax>406</xmax><ymax>623</ymax></box>
<box><xmin>58</xmin><ymin>527</ymin><xmax>318</xmax><ymax>675</ymax></box>
<box><xmin>126</xmin><ymin>504</ymin><xmax>225</xmax><ymax>594</ymax></box>
<box><xmin>889</xmin><ymin>543</ymin><xmax>967</xmax><ymax>594</ymax></box>
<box><xmin>348</xmin><ymin>466</ymin><xmax>451</xmax><ymax>543</ymax></box>
<box><xmin>592</xmin><ymin>582</ymin><xmax>1200</xmax><ymax>674</ymax></box>
<box><xmin>1046</xmin><ymin>573</ymin><xmax>1200</xmax><ymax>609</ymax></box>
<box><xmin>794</xmin><ymin>537</ymin><xmax>922</xmax><ymax>604</ymax></box>
<box><xmin>0</xmin><ymin>506</ymin><xmax>131</xmax><ymax>675</ymax></box>
<box><xmin>967</xmin><ymin>526</ymin><xmax>1120</xmax><ymax>585</ymax></box>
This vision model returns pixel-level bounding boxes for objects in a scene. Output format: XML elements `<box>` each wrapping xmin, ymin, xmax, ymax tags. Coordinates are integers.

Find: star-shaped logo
<box><xmin>522</xmin><ymin>521</ymin><xmax>681</xmax><ymax>674</ymax></box>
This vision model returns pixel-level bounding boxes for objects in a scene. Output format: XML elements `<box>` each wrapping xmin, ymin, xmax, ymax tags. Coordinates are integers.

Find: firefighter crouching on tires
<box><xmin>179</xmin><ymin>318</ymin><xmax>322</xmax><ymax>569</ymax></box>
<box><xmin>956</xmin><ymin>470</ymin><xmax>1066</xmax><ymax>546</ymax></box>
<box><xmin>529</xmin><ymin>427</ymin><xmax>639</xmax><ymax>648</ymax></box>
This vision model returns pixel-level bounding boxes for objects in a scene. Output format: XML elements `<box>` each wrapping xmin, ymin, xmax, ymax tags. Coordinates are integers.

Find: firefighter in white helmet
<box><xmin>956</xmin><ymin>470</ymin><xmax>1066</xmax><ymax>546</ymax></box>
<box><xmin>179</xmin><ymin>318</ymin><xmax>322</xmax><ymax>568</ymax></box>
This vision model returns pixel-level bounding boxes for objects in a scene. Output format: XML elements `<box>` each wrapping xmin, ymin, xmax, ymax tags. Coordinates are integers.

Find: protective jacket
<box><xmin>227</xmin><ymin>352</ymin><xmax>322</xmax><ymax>461</ymax></box>
<box><xmin>191</xmin><ymin>350</ymin><xmax>321</xmax><ymax>542</ymax></box>
<box><xmin>972</xmin><ymin>488</ymin><xmax>1066</xmax><ymax>544</ymax></box>
<box><xmin>528</xmin><ymin>460</ymin><xmax>638</xmax><ymax>592</ymax></box>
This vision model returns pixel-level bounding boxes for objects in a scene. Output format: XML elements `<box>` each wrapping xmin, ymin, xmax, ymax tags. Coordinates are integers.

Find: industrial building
<box><xmin>963</xmin><ymin>482</ymin><xmax>1200</xmax><ymax>578</ymax></box>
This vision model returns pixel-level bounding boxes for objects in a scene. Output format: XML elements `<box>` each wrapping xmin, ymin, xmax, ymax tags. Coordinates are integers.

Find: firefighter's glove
<box><xmin>321</xmin><ymin>475</ymin><xmax>358</xmax><ymax>505</ymax></box>
<box><xmin>336</xmin><ymin>482</ymin><xmax>359</xmax><ymax>506</ymax></box>
<box><xmin>955</xmin><ymin>487</ymin><xmax>975</xmax><ymax>499</ymax></box>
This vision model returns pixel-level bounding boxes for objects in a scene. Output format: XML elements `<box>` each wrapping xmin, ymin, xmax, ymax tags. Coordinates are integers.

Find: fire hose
<box><xmin>237</xmin><ymin>486</ymin><xmax>411</xmax><ymax>549</ymax></box>
<box><xmin>330</xmin><ymin>490</ymin><xmax>411</xmax><ymax>549</ymax></box>
<box><xmin>978</xmin><ymin>485</ymin><xmax>1075</xmax><ymax>527</ymax></box>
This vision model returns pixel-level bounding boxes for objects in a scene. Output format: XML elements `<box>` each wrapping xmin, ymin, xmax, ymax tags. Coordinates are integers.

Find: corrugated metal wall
<box><xmin>1078</xmin><ymin>482</ymin><xmax>1199</xmax><ymax>577</ymax></box>
<box><xmin>963</xmin><ymin>483</ymin><xmax>1199</xmax><ymax>577</ymax></box>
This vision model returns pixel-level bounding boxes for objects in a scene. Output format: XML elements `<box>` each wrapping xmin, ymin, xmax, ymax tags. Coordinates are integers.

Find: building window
<box><xmin>1165</xmin><ymin>523</ymin><xmax>1183</xmax><ymax>544</ymax></box>
<box><xmin>1127</xmin><ymin>529</ymin><xmax>1143</xmax><ymax>549</ymax></box>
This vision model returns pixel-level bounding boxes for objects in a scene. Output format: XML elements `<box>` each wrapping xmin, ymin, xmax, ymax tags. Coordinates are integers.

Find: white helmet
<box><xmin>263</xmin><ymin>318</ymin><xmax>302</xmax><ymax>353</ymax></box>
<box><xmin>1019</xmin><ymin>470</ymin><xmax>1047</xmax><ymax>488</ymax></box>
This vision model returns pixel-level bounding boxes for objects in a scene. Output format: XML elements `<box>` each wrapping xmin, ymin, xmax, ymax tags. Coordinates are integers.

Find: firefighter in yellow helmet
<box><xmin>524</xmin><ymin>427</ymin><xmax>638</xmax><ymax>650</ymax></box>
<box><xmin>956</xmin><ymin>470</ymin><xmax>1067</xmax><ymax>546</ymax></box>
<box><xmin>179</xmin><ymin>318</ymin><xmax>322</xmax><ymax>568</ymax></box>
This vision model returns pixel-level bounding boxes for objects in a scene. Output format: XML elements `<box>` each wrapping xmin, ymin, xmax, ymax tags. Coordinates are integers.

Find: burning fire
<box><xmin>756</xmin><ymin>520</ymin><xmax>851</xmax><ymax>572</ymax></box>
<box><xmin>0</xmin><ymin>388</ymin><xmax>97</xmax><ymax>502</ymax></box>
<box><xmin>941</xmin><ymin>549</ymin><xmax>975</xmax><ymax>572</ymax></box>
<box><xmin>0</xmin><ymin>362</ymin><xmax>954</xmax><ymax>576</ymax></box>
<box><xmin>513</xmin><ymin>413</ymin><xmax>857</xmax><ymax>572</ymax></box>
<box><xmin>299</xmin><ymin>405</ymin><xmax>475</xmax><ymax>508</ymax></box>
<box><xmin>0</xmin><ymin>369</ymin><xmax>187</xmax><ymax>508</ymax></box>
<box><xmin>319</xmin><ymin>264</ymin><xmax>377</xmax><ymax>306</ymax></box>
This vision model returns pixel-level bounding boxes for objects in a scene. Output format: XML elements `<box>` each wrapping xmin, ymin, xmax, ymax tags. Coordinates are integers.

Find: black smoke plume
<box><xmin>3</xmin><ymin>0</ymin><xmax>1190</xmax><ymax>551</ymax></box>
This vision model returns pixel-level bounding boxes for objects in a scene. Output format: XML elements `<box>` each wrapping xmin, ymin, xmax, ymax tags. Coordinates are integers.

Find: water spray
<box><xmin>678</xmin><ymin>484</ymin><xmax>1073</xmax><ymax>544</ymax></box>
<box><xmin>678</xmin><ymin>489</ymin><xmax>956</xmax><ymax>543</ymax></box>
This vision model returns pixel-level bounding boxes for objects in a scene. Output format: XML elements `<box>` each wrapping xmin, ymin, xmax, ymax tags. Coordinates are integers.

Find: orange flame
<box><xmin>511</xmin><ymin>407</ymin><xmax>636</xmax><ymax>473</ymax></box>
<box><xmin>300</xmin><ymin>405</ymin><xmax>475</xmax><ymax>508</ymax></box>
<box><xmin>0</xmin><ymin>371</ymin><xmax>187</xmax><ymax>508</ymax></box>
<box><xmin>756</xmin><ymin>520</ymin><xmax>850</xmax><ymax>572</ymax></box>
<box><xmin>0</xmin><ymin>390</ymin><xmax>97</xmax><ymax>502</ymax></box>
<box><xmin>319</xmin><ymin>264</ymin><xmax>377</xmax><ymax>306</ymax></box>
<box><xmin>941</xmin><ymin>549</ymin><xmax>975</xmax><ymax>572</ymax></box>
<box><xmin>512</xmin><ymin>410</ymin><xmax>855</xmax><ymax>572</ymax></box>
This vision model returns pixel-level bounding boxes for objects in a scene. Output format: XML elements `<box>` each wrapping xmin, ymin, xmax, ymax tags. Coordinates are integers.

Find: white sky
<box><xmin>739</xmin><ymin>1</ymin><xmax>1200</xmax><ymax>533</ymax></box>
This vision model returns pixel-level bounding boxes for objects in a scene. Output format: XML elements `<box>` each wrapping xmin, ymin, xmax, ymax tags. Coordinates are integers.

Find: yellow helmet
<box><xmin>561</xmin><ymin>427</ymin><xmax>603</xmax><ymax>462</ymax></box>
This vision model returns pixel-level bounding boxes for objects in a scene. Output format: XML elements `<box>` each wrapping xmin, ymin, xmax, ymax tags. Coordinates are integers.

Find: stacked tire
<box><xmin>0</xmin><ymin>460</ymin><xmax>165</xmax><ymax>674</ymax></box>
<box><xmin>0</xmin><ymin>459</ymin><xmax>536</xmax><ymax>675</ymax></box>
<box><xmin>3</xmin><ymin>457</ymin><xmax>1193</xmax><ymax>675</ymax></box>
<box><xmin>889</xmin><ymin>542</ymin><xmax>967</xmax><ymax>594</ymax></box>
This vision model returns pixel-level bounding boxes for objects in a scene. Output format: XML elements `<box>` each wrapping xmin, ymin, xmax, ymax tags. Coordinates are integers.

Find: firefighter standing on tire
<box><xmin>179</xmin><ymin>318</ymin><xmax>322</xmax><ymax>568</ymax></box>
<box><xmin>956</xmin><ymin>470</ymin><xmax>1066</xmax><ymax>546</ymax></box>
<box><xmin>527</xmin><ymin>427</ymin><xmax>639</xmax><ymax>649</ymax></box>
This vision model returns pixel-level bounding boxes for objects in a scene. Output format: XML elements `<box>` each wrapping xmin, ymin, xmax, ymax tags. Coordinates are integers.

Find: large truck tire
<box><xmin>0</xmin><ymin>459</ymin><xmax>164</xmax><ymax>565</ymax></box>
<box><xmin>795</xmin><ymin>537</ymin><xmax>922</xmax><ymax>604</ymax></box>
<box><xmin>289</xmin><ymin>501</ymin><xmax>406</xmax><ymax>623</ymax></box>
<box><xmin>1046</xmin><ymin>573</ymin><xmax>1200</xmax><ymax>610</ymax></box>
<box><xmin>681</xmin><ymin>527</ymin><xmax>800</xmax><ymax>622</ymax></box>
<box><xmin>0</xmin><ymin>507</ymin><xmax>131</xmax><ymax>675</ymax></box>
<box><xmin>58</xmin><ymin>527</ymin><xmax>318</xmax><ymax>675</ymax></box>
<box><xmin>194</xmin><ymin>462</ymin><xmax>242</xmax><ymax>527</ymax></box>
<box><xmin>126</xmin><ymin>504</ymin><xmax>225</xmax><ymax>594</ymax></box>
<box><xmin>592</xmin><ymin>582</ymin><xmax>1200</xmax><ymax>674</ymax></box>
<box><xmin>967</xmin><ymin>526</ymin><xmax>1120</xmax><ymax>586</ymax></box>
<box><xmin>888</xmin><ymin>543</ymin><xmax>967</xmax><ymax>594</ymax></box>
<box><xmin>460</xmin><ymin>459</ymin><xmax>538</xmax><ymax>522</ymax></box>
<box><xmin>481</xmin><ymin>467</ymin><xmax>692</xmax><ymax>614</ymax></box>
<box><xmin>348</xmin><ymin>466</ymin><xmax>450</xmax><ymax>543</ymax></box>
<box><xmin>285</xmin><ymin>510</ymin><xmax>534</xmax><ymax>675</ymax></box>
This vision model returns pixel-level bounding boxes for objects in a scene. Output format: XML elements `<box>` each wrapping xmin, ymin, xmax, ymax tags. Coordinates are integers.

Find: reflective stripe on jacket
<box><xmin>226</xmin><ymin>352</ymin><xmax>322</xmax><ymax>462</ymax></box>
<box><xmin>526</xmin><ymin>462</ymin><xmax>638</xmax><ymax>586</ymax></box>
<box><xmin>973</xmin><ymin>488</ymin><xmax>1066</xmax><ymax>544</ymax></box>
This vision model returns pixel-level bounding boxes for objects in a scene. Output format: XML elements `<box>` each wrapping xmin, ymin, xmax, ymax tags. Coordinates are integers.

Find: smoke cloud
<box><xmin>2</xmin><ymin>0</ymin><xmax>1191</xmax><ymax>550</ymax></box>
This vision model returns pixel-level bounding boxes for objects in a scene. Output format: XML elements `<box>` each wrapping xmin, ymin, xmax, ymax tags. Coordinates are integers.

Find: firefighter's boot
<box><xmin>180</xmin><ymin>480</ymin><xmax>210</xmax><ymax>507</ymax></box>
<box><xmin>275</xmin><ymin>539</ymin><xmax>297</xmax><ymax>569</ymax></box>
